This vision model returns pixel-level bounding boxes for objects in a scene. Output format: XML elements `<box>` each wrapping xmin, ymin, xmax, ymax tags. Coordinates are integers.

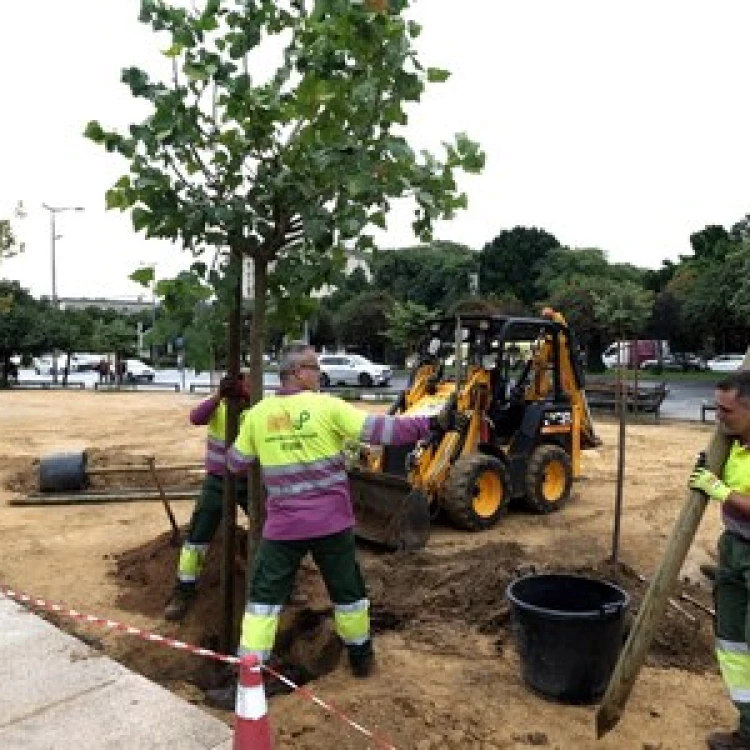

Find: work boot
<box><xmin>701</xmin><ymin>563</ymin><xmax>718</xmax><ymax>582</ymax></box>
<box><xmin>263</xmin><ymin>657</ymin><xmax>309</xmax><ymax>696</ymax></box>
<box><xmin>349</xmin><ymin>651</ymin><xmax>374</xmax><ymax>678</ymax></box>
<box><xmin>348</xmin><ymin>642</ymin><xmax>375</xmax><ymax>678</ymax></box>
<box><xmin>204</xmin><ymin>665</ymin><xmax>298</xmax><ymax>709</ymax></box>
<box><xmin>163</xmin><ymin>584</ymin><xmax>196</xmax><ymax>622</ymax></box>
<box><xmin>707</xmin><ymin>730</ymin><xmax>750</xmax><ymax>749</ymax></box>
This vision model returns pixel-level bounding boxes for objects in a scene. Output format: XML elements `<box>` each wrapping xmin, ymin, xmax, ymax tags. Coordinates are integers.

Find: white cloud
<box><xmin>2</xmin><ymin>1</ymin><xmax>749</xmax><ymax>298</ymax></box>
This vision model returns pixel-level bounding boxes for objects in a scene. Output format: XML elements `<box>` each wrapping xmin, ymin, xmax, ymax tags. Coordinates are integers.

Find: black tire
<box><xmin>358</xmin><ymin>372</ymin><xmax>373</xmax><ymax>387</ymax></box>
<box><xmin>320</xmin><ymin>372</ymin><xmax>330</xmax><ymax>388</ymax></box>
<box><xmin>523</xmin><ymin>444</ymin><xmax>573</xmax><ymax>514</ymax></box>
<box><xmin>441</xmin><ymin>454</ymin><xmax>510</xmax><ymax>531</ymax></box>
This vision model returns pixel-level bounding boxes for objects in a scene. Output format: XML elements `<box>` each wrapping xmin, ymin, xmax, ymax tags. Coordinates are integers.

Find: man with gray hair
<box><xmin>689</xmin><ymin>370</ymin><xmax>750</xmax><ymax>750</ymax></box>
<box><xmin>206</xmin><ymin>342</ymin><xmax>459</xmax><ymax>707</ymax></box>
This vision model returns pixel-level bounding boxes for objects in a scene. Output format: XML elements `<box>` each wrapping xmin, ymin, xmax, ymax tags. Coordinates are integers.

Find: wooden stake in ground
<box><xmin>219</xmin><ymin>249</ymin><xmax>244</xmax><ymax>655</ymax></box>
<box><xmin>611</xmin><ymin>363</ymin><xmax>627</xmax><ymax>567</ymax></box>
<box><xmin>595</xmin><ymin>349</ymin><xmax>750</xmax><ymax>738</ymax></box>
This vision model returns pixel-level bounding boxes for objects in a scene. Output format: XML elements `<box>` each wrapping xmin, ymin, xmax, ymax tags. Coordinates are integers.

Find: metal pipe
<box><xmin>12</xmin><ymin>489</ymin><xmax>199</xmax><ymax>506</ymax></box>
<box><xmin>86</xmin><ymin>462</ymin><xmax>204</xmax><ymax>476</ymax></box>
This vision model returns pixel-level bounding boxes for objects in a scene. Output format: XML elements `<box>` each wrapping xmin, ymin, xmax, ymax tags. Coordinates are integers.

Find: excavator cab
<box><xmin>348</xmin><ymin>309</ymin><xmax>600</xmax><ymax>551</ymax></box>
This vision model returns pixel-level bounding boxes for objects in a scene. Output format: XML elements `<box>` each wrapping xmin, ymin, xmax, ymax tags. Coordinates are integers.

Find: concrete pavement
<box><xmin>0</xmin><ymin>594</ymin><xmax>233</xmax><ymax>750</ymax></box>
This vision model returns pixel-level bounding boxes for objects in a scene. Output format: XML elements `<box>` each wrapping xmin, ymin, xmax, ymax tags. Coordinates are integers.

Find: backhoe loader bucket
<box><xmin>348</xmin><ymin>467</ymin><xmax>431</xmax><ymax>551</ymax></box>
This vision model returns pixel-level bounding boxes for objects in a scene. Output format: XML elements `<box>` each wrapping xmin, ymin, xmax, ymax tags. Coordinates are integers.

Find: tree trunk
<box><xmin>219</xmin><ymin>246</ymin><xmax>244</xmax><ymax>654</ymax></box>
<box><xmin>246</xmin><ymin>255</ymin><xmax>268</xmax><ymax>571</ymax></box>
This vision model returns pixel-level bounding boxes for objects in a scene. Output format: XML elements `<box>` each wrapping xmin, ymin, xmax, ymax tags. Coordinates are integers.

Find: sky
<box><xmin>2</xmin><ymin>1</ymin><xmax>750</xmax><ymax>300</ymax></box>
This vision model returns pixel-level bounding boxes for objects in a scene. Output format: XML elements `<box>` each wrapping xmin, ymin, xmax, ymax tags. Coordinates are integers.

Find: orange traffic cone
<box><xmin>233</xmin><ymin>655</ymin><xmax>273</xmax><ymax>749</ymax></box>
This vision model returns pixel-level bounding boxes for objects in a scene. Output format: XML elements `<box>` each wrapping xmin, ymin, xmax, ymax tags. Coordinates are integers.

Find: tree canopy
<box><xmin>86</xmin><ymin>0</ymin><xmax>484</xmax><ymax>400</ymax></box>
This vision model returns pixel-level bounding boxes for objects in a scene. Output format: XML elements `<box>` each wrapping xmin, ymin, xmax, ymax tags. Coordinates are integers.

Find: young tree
<box><xmin>86</xmin><ymin>0</ymin><xmax>483</xmax><ymax>646</ymax></box>
<box><xmin>85</xmin><ymin>0</ymin><xmax>484</xmax><ymax>402</ymax></box>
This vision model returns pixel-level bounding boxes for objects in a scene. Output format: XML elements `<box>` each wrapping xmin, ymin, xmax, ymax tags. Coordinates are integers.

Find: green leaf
<box><xmin>426</xmin><ymin>67</ymin><xmax>451</xmax><ymax>83</ymax></box>
<box><xmin>131</xmin><ymin>207</ymin><xmax>151</xmax><ymax>232</ymax></box>
<box><xmin>105</xmin><ymin>188</ymin><xmax>124</xmax><ymax>210</ymax></box>
<box><xmin>407</xmin><ymin>20</ymin><xmax>422</xmax><ymax>37</ymax></box>
<box><xmin>183</xmin><ymin>61</ymin><xmax>209</xmax><ymax>81</ymax></box>
<box><xmin>190</xmin><ymin>261</ymin><xmax>208</xmax><ymax>278</ymax></box>
<box><xmin>84</xmin><ymin>120</ymin><xmax>106</xmax><ymax>143</ymax></box>
<box><xmin>163</xmin><ymin>42</ymin><xmax>184</xmax><ymax>58</ymax></box>
<box><xmin>129</xmin><ymin>267</ymin><xmax>155</xmax><ymax>286</ymax></box>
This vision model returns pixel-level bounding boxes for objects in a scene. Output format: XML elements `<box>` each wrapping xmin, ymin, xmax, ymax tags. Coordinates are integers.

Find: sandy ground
<box><xmin>0</xmin><ymin>389</ymin><xmax>735</xmax><ymax>749</ymax></box>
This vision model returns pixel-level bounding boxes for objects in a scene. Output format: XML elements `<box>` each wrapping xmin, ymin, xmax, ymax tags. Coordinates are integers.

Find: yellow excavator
<box><xmin>348</xmin><ymin>309</ymin><xmax>600</xmax><ymax>550</ymax></box>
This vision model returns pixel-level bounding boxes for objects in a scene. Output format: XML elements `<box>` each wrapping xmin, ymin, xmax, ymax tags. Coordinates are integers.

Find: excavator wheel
<box><xmin>523</xmin><ymin>444</ymin><xmax>573</xmax><ymax>514</ymax></box>
<box><xmin>441</xmin><ymin>454</ymin><xmax>510</xmax><ymax>531</ymax></box>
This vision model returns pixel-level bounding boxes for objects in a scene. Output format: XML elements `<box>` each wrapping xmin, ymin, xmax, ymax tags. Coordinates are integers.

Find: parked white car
<box><xmin>318</xmin><ymin>354</ymin><xmax>391</xmax><ymax>388</ymax></box>
<box><xmin>706</xmin><ymin>354</ymin><xmax>745</xmax><ymax>373</ymax></box>
<box><xmin>124</xmin><ymin>359</ymin><xmax>155</xmax><ymax>382</ymax></box>
<box><xmin>34</xmin><ymin>354</ymin><xmax>68</xmax><ymax>375</ymax></box>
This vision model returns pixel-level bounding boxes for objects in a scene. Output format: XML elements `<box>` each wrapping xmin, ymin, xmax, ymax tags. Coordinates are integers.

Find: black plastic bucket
<box><xmin>506</xmin><ymin>573</ymin><xmax>630</xmax><ymax>704</ymax></box>
<box><xmin>38</xmin><ymin>451</ymin><xmax>88</xmax><ymax>492</ymax></box>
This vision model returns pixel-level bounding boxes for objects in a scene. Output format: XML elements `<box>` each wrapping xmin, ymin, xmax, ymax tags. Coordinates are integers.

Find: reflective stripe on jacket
<box><xmin>228</xmin><ymin>390</ymin><xmax>430</xmax><ymax>540</ymax></box>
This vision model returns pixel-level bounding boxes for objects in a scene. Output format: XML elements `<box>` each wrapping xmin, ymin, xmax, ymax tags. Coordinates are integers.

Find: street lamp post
<box><xmin>42</xmin><ymin>204</ymin><xmax>84</xmax><ymax>383</ymax></box>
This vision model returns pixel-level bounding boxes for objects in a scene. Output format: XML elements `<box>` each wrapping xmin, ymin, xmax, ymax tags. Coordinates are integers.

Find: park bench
<box><xmin>584</xmin><ymin>379</ymin><xmax>669</xmax><ymax>421</ymax></box>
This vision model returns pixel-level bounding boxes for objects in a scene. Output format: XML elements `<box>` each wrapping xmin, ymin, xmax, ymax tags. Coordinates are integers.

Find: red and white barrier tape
<box><xmin>0</xmin><ymin>585</ymin><xmax>396</xmax><ymax>750</ymax></box>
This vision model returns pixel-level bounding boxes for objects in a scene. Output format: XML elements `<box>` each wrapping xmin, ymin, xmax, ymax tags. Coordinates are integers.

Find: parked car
<box><xmin>640</xmin><ymin>353</ymin><xmax>707</xmax><ymax>372</ymax></box>
<box><xmin>318</xmin><ymin>354</ymin><xmax>391</xmax><ymax>387</ymax></box>
<box><xmin>124</xmin><ymin>358</ymin><xmax>155</xmax><ymax>382</ymax></box>
<box><xmin>34</xmin><ymin>354</ymin><xmax>68</xmax><ymax>376</ymax></box>
<box><xmin>706</xmin><ymin>354</ymin><xmax>745</xmax><ymax>373</ymax></box>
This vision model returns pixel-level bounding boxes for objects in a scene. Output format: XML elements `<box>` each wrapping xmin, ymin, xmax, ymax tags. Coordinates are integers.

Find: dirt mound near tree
<box><xmin>103</xmin><ymin>530</ymin><xmax>716</xmax><ymax>705</ymax></box>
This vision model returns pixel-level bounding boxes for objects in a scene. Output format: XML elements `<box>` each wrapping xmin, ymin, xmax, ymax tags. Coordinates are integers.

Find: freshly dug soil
<box><xmin>0</xmin><ymin>391</ymin><xmax>733</xmax><ymax>749</ymax></box>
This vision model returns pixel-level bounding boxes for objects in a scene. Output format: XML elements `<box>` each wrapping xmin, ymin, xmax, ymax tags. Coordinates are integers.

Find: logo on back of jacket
<box><xmin>266</xmin><ymin>410</ymin><xmax>313</xmax><ymax>451</ymax></box>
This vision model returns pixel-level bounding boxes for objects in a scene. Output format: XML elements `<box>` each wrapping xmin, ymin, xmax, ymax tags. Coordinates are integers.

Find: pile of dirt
<box><xmin>102</xmin><ymin>530</ymin><xmax>716</xmax><ymax>704</ymax></box>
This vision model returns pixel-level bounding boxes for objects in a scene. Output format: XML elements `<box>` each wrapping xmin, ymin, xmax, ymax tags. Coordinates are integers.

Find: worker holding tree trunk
<box><xmin>689</xmin><ymin>371</ymin><xmax>750</xmax><ymax>750</ymax></box>
<box><xmin>205</xmin><ymin>342</ymin><xmax>462</xmax><ymax>707</ymax></box>
<box><xmin>164</xmin><ymin>371</ymin><xmax>253</xmax><ymax>621</ymax></box>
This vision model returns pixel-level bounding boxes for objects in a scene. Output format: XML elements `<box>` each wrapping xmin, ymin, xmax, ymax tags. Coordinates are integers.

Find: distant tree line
<box><xmin>3</xmin><ymin>216</ymin><xmax>750</xmax><ymax>380</ymax></box>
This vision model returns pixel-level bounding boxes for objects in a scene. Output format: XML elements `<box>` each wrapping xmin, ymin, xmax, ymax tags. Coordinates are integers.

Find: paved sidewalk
<box><xmin>0</xmin><ymin>594</ymin><xmax>233</xmax><ymax>749</ymax></box>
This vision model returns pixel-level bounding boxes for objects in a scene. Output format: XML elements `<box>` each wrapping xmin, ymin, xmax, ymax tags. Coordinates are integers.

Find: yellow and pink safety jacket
<box><xmin>721</xmin><ymin>440</ymin><xmax>750</xmax><ymax>539</ymax></box>
<box><xmin>190</xmin><ymin>396</ymin><xmax>245</xmax><ymax>477</ymax></box>
<box><xmin>227</xmin><ymin>387</ymin><xmax>431</xmax><ymax>540</ymax></box>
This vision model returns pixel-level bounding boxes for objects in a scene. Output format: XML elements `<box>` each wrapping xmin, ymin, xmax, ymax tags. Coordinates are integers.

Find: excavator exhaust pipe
<box><xmin>348</xmin><ymin>467</ymin><xmax>431</xmax><ymax>551</ymax></box>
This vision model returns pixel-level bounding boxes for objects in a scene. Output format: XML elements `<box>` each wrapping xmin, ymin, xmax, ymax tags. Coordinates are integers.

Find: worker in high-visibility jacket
<box><xmin>205</xmin><ymin>342</ymin><xmax>461</xmax><ymax>707</ymax></box>
<box><xmin>164</xmin><ymin>372</ymin><xmax>252</xmax><ymax>621</ymax></box>
<box><xmin>690</xmin><ymin>370</ymin><xmax>750</xmax><ymax>750</ymax></box>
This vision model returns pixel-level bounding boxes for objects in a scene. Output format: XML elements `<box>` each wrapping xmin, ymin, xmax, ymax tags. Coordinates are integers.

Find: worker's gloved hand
<box><xmin>689</xmin><ymin>468</ymin><xmax>732</xmax><ymax>502</ymax></box>
<box><xmin>429</xmin><ymin>401</ymin><xmax>468</xmax><ymax>433</ymax></box>
<box><xmin>219</xmin><ymin>375</ymin><xmax>245</xmax><ymax>399</ymax></box>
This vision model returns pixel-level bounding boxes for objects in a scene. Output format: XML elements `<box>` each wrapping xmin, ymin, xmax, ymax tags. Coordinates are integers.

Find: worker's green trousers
<box><xmin>176</xmin><ymin>473</ymin><xmax>249</xmax><ymax>585</ymax></box>
<box><xmin>715</xmin><ymin>531</ymin><xmax>750</xmax><ymax>737</ymax></box>
<box><xmin>238</xmin><ymin>529</ymin><xmax>371</xmax><ymax>664</ymax></box>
